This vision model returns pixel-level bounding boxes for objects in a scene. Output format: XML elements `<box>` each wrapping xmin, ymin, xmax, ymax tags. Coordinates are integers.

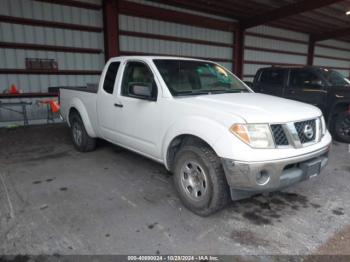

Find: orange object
<box><xmin>50</xmin><ymin>100</ymin><xmax>60</xmax><ymax>113</ymax></box>
<box><xmin>9</xmin><ymin>84</ymin><xmax>19</xmax><ymax>94</ymax></box>
<box><xmin>39</xmin><ymin>99</ymin><xmax>60</xmax><ymax>113</ymax></box>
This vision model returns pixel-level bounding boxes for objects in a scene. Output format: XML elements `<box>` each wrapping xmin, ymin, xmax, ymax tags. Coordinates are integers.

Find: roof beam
<box><xmin>313</xmin><ymin>27</ymin><xmax>350</xmax><ymax>41</ymax></box>
<box><xmin>307</xmin><ymin>38</ymin><xmax>315</xmax><ymax>65</ymax></box>
<box><xmin>119</xmin><ymin>0</ymin><xmax>237</xmax><ymax>31</ymax></box>
<box><xmin>241</xmin><ymin>0</ymin><xmax>344</xmax><ymax>29</ymax></box>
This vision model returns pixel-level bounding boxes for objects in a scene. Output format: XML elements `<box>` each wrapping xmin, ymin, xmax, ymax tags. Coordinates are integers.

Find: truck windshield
<box><xmin>153</xmin><ymin>59</ymin><xmax>250</xmax><ymax>96</ymax></box>
<box><xmin>318</xmin><ymin>68</ymin><xmax>350</xmax><ymax>86</ymax></box>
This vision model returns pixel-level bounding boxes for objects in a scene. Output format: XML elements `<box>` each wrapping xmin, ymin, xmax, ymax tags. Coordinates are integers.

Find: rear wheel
<box><xmin>173</xmin><ymin>143</ymin><xmax>230</xmax><ymax>216</ymax></box>
<box><xmin>333</xmin><ymin>111</ymin><xmax>350</xmax><ymax>143</ymax></box>
<box><xmin>70</xmin><ymin>112</ymin><xmax>96</xmax><ymax>152</ymax></box>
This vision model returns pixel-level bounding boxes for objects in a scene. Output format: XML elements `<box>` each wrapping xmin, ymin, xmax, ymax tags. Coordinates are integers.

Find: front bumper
<box><xmin>221</xmin><ymin>144</ymin><xmax>330</xmax><ymax>200</ymax></box>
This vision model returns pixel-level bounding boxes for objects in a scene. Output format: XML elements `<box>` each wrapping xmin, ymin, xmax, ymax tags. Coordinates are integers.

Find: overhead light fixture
<box><xmin>346</xmin><ymin>10</ymin><xmax>350</xmax><ymax>15</ymax></box>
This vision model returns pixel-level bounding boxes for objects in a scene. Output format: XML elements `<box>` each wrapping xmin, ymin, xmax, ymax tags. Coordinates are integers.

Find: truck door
<box><xmin>285</xmin><ymin>69</ymin><xmax>327</xmax><ymax>111</ymax></box>
<box><xmin>112</xmin><ymin>60</ymin><xmax>161</xmax><ymax>158</ymax></box>
<box><xmin>254</xmin><ymin>68</ymin><xmax>285</xmax><ymax>97</ymax></box>
<box><xmin>97</xmin><ymin>61</ymin><xmax>121</xmax><ymax>141</ymax></box>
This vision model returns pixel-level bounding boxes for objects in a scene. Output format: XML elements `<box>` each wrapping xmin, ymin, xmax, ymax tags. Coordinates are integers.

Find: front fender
<box><xmin>161</xmin><ymin>116</ymin><xmax>230</xmax><ymax>169</ymax></box>
<box><xmin>69</xmin><ymin>98</ymin><xmax>97</xmax><ymax>138</ymax></box>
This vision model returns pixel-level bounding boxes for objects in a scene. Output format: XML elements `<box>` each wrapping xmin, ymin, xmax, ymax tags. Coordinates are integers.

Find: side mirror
<box><xmin>129</xmin><ymin>83</ymin><xmax>155</xmax><ymax>100</ymax></box>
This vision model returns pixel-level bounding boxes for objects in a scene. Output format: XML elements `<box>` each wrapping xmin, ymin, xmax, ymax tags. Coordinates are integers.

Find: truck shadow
<box><xmin>226</xmin><ymin>192</ymin><xmax>323</xmax><ymax>225</ymax></box>
<box><xmin>97</xmin><ymin>139</ymin><xmax>345</xmax><ymax>226</ymax></box>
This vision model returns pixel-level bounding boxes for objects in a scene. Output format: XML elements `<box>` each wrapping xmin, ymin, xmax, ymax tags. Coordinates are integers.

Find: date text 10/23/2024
<box><xmin>127</xmin><ymin>255</ymin><xmax>219</xmax><ymax>261</ymax></box>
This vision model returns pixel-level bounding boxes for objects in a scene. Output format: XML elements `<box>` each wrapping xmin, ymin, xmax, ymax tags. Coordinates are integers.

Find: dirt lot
<box><xmin>0</xmin><ymin>124</ymin><xmax>349</xmax><ymax>255</ymax></box>
<box><xmin>315</xmin><ymin>225</ymin><xmax>350</xmax><ymax>254</ymax></box>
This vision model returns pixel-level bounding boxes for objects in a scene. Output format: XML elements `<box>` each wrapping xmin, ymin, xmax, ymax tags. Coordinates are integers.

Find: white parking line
<box><xmin>120</xmin><ymin>195</ymin><xmax>137</xmax><ymax>208</ymax></box>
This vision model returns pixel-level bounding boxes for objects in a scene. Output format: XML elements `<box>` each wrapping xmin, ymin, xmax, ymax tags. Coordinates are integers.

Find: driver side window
<box><xmin>121</xmin><ymin>61</ymin><xmax>157</xmax><ymax>99</ymax></box>
<box><xmin>290</xmin><ymin>70</ymin><xmax>324</xmax><ymax>88</ymax></box>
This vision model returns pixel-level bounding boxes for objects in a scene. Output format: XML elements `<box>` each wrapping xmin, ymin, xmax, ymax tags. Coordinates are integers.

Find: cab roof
<box><xmin>259</xmin><ymin>65</ymin><xmax>331</xmax><ymax>70</ymax></box>
<box><xmin>110</xmin><ymin>55</ymin><xmax>215</xmax><ymax>63</ymax></box>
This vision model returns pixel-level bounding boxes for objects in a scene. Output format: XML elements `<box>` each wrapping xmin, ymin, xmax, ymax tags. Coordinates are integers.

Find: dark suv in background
<box><xmin>249</xmin><ymin>66</ymin><xmax>350</xmax><ymax>143</ymax></box>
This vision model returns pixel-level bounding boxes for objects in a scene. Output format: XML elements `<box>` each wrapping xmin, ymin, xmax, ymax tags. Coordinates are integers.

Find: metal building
<box><xmin>0</xmin><ymin>0</ymin><xmax>349</xmax><ymax>124</ymax></box>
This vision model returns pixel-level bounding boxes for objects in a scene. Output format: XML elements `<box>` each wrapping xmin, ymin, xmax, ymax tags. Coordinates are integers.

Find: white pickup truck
<box><xmin>60</xmin><ymin>56</ymin><xmax>331</xmax><ymax>216</ymax></box>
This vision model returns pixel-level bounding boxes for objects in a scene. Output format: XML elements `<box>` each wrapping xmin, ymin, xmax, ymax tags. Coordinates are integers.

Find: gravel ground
<box><xmin>0</xmin><ymin>124</ymin><xmax>349</xmax><ymax>255</ymax></box>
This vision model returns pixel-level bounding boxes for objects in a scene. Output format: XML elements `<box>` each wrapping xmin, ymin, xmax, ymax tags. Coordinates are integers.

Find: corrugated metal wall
<box><xmin>1</xmin><ymin>0</ymin><xmax>349</xmax><ymax>125</ymax></box>
<box><xmin>314</xmin><ymin>40</ymin><xmax>350</xmax><ymax>77</ymax></box>
<box><xmin>119</xmin><ymin>0</ymin><xmax>235</xmax><ymax>71</ymax></box>
<box><xmin>243</xmin><ymin>25</ymin><xmax>309</xmax><ymax>82</ymax></box>
<box><xmin>0</xmin><ymin>0</ymin><xmax>104</xmax><ymax>123</ymax></box>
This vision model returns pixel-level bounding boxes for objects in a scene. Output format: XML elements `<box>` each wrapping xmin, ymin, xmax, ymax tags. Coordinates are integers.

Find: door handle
<box><xmin>114</xmin><ymin>103</ymin><xmax>123</xmax><ymax>108</ymax></box>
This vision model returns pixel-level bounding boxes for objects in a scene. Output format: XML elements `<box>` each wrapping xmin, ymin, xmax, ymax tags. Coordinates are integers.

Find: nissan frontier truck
<box><xmin>59</xmin><ymin>56</ymin><xmax>331</xmax><ymax>216</ymax></box>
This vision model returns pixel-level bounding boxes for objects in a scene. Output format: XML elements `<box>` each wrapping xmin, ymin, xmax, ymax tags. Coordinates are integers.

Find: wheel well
<box><xmin>329</xmin><ymin>103</ymin><xmax>350</xmax><ymax>125</ymax></box>
<box><xmin>68</xmin><ymin>107</ymin><xmax>79</xmax><ymax>125</ymax></box>
<box><xmin>166</xmin><ymin>134</ymin><xmax>215</xmax><ymax>172</ymax></box>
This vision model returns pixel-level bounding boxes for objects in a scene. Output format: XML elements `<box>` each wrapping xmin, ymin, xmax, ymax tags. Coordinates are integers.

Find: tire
<box><xmin>332</xmin><ymin>111</ymin><xmax>350</xmax><ymax>143</ymax></box>
<box><xmin>70</xmin><ymin>112</ymin><xmax>96</xmax><ymax>152</ymax></box>
<box><xmin>173</xmin><ymin>143</ymin><xmax>230</xmax><ymax>216</ymax></box>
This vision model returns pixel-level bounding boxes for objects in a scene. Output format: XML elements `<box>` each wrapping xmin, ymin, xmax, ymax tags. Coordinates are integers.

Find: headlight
<box><xmin>230</xmin><ymin>124</ymin><xmax>275</xmax><ymax>148</ymax></box>
<box><xmin>320</xmin><ymin>116</ymin><xmax>326</xmax><ymax>137</ymax></box>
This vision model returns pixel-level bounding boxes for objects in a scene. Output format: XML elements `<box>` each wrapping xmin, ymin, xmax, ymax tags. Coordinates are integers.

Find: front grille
<box><xmin>294</xmin><ymin>119</ymin><xmax>316</xmax><ymax>144</ymax></box>
<box><xmin>271</xmin><ymin>124</ymin><xmax>289</xmax><ymax>146</ymax></box>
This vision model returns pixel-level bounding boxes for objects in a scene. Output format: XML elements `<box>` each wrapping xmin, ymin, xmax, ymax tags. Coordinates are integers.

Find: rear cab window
<box><xmin>103</xmin><ymin>62</ymin><xmax>120</xmax><ymax>94</ymax></box>
<box><xmin>289</xmin><ymin>69</ymin><xmax>324</xmax><ymax>88</ymax></box>
<box><xmin>258</xmin><ymin>69</ymin><xmax>285</xmax><ymax>86</ymax></box>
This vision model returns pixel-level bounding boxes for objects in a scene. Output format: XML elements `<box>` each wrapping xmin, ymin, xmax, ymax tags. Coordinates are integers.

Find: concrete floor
<box><xmin>0</xmin><ymin>124</ymin><xmax>349</xmax><ymax>255</ymax></box>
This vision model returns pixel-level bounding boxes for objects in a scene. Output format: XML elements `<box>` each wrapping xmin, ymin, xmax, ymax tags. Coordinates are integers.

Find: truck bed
<box><xmin>59</xmin><ymin>86</ymin><xmax>99</xmax><ymax>137</ymax></box>
<box><xmin>59</xmin><ymin>85</ymin><xmax>98</xmax><ymax>94</ymax></box>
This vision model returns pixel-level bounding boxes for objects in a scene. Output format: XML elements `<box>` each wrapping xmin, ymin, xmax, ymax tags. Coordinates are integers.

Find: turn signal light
<box><xmin>230</xmin><ymin>124</ymin><xmax>250</xmax><ymax>144</ymax></box>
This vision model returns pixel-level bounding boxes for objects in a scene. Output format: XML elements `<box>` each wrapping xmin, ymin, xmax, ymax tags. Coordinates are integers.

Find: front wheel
<box><xmin>173</xmin><ymin>143</ymin><xmax>230</xmax><ymax>216</ymax></box>
<box><xmin>333</xmin><ymin>111</ymin><xmax>350</xmax><ymax>143</ymax></box>
<box><xmin>70</xmin><ymin>112</ymin><xmax>96</xmax><ymax>152</ymax></box>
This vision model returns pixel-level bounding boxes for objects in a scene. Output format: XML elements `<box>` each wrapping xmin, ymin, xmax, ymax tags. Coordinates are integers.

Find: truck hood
<box><xmin>177</xmin><ymin>93</ymin><xmax>322</xmax><ymax>123</ymax></box>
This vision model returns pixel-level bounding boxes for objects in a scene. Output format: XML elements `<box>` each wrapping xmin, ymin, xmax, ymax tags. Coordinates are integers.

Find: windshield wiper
<box><xmin>175</xmin><ymin>89</ymin><xmax>248</xmax><ymax>96</ymax></box>
<box><xmin>175</xmin><ymin>90</ymin><xmax>212</xmax><ymax>96</ymax></box>
<box><xmin>210</xmin><ymin>89</ymin><xmax>248</xmax><ymax>93</ymax></box>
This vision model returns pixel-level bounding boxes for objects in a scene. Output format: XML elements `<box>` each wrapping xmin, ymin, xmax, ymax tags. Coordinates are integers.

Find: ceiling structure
<box><xmin>151</xmin><ymin>0</ymin><xmax>350</xmax><ymax>43</ymax></box>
